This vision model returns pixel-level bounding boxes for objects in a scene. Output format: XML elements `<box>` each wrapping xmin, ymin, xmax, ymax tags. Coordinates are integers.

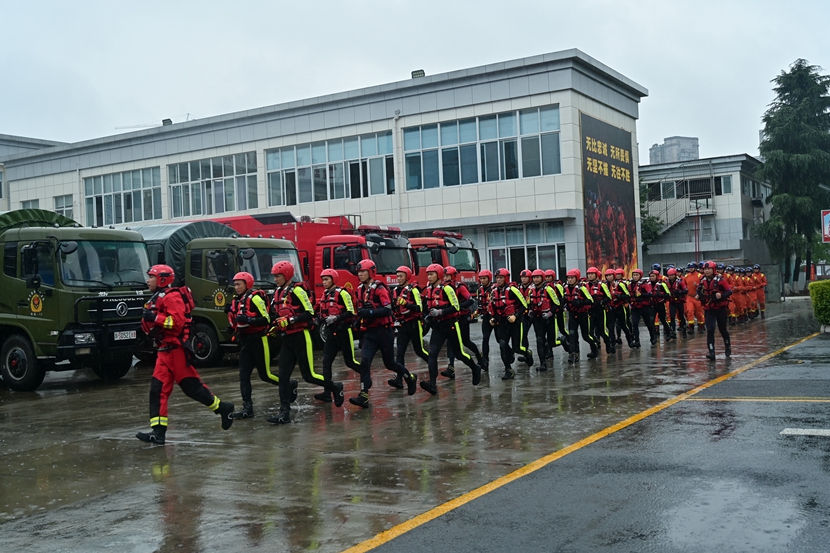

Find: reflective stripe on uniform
<box><xmin>453</xmin><ymin>322</ymin><xmax>471</xmax><ymax>361</ymax></box>
<box><xmin>340</xmin><ymin>289</ymin><xmax>356</xmax><ymax>314</ymax></box>
<box><xmin>209</xmin><ymin>396</ymin><xmax>221</xmax><ymax>411</ymax></box>
<box><xmin>303</xmin><ymin>329</ymin><xmax>324</xmax><ymax>381</ymax></box>
<box><xmin>251</xmin><ymin>294</ymin><xmax>270</xmax><ymax>322</ymax></box>
<box><xmin>163</xmin><ymin>316</ymin><xmax>174</xmax><ymax>329</ymax></box>
<box><xmin>150</xmin><ymin>416</ymin><xmax>168</xmax><ymax>427</ymax></box>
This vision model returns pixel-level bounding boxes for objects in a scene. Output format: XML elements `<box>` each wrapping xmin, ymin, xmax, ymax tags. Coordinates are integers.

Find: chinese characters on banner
<box><xmin>822</xmin><ymin>210</ymin><xmax>830</xmax><ymax>243</ymax></box>
<box><xmin>580</xmin><ymin>113</ymin><xmax>638</xmax><ymax>273</ymax></box>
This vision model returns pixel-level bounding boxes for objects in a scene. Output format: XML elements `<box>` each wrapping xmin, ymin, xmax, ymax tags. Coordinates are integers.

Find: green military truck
<box><xmin>134</xmin><ymin>221</ymin><xmax>302</xmax><ymax>367</ymax></box>
<box><xmin>0</xmin><ymin>209</ymin><xmax>150</xmax><ymax>391</ymax></box>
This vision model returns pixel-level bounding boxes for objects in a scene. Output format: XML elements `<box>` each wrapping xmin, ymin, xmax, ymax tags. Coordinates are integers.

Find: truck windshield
<box><xmin>448</xmin><ymin>248</ymin><xmax>478</xmax><ymax>271</ymax></box>
<box><xmin>60</xmin><ymin>240</ymin><xmax>150</xmax><ymax>287</ymax></box>
<box><xmin>370</xmin><ymin>247</ymin><xmax>412</xmax><ymax>274</ymax></box>
<box><xmin>239</xmin><ymin>248</ymin><xmax>302</xmax><ymax>286</ymax></box>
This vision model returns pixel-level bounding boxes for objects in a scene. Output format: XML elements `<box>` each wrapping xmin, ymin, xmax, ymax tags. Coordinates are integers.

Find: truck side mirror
<box><xmin>368</xmin><ymin>243</ymin><xmax>380</xmax><ymax>255</ymax></box>
<box><xmin>206</xmin><ymin>250</ymin><xmax>220</xmax><ymax>260</ymax></box>
<box><xmin>60</xmin><ymin>241</ymin><xmax>78</xmax><ymax>255</ymax></box>
<box><xmin>26</xmin><ymin>275</ymin><xmax>41</xmax><ymax>289</ymax></box>
<box><xmin>241</xmin><ymin>248</ymin><xmax>255</xmax><ymax>260</ymax></box>
<box><xmin>447</xmin><ymin>244</ymin><xmax>459</xmax><ymax>254</ymax></box>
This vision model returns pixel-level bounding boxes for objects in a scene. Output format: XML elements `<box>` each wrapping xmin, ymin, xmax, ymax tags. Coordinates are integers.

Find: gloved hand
<box><xmin>507</xmin><ymin>315</ymin><xmax>516</xmax><ymax>323</ymax></box>
<box><xmin>489</xmin><ymin>318</ymin><xmax>496</xmax><ymax>326</ymax></box>
<box><xmin>276</xmin><ymin>317</ymin><xmax>290</xmax><ymax>329</ymax></box>
<box><xmin>236</xmin><ymin>314</ymin><xmax>251</xmax><ymax>325</ymax></box>
<box><xmin>542</xmin><ymin>311</ymin><xmax>553</xmax><ymax>319</ymax></box>
<box><xmin>325</xmin><ymin>315</ymin><xmax>337</xmax><ymax>325</ymax></box>
<box><xmin>142</xmin><ymin>310</ymin><xmax>155</xmax><ymax>323</ymax></box>
<box><xmin>429</xmin><ymin>308</ymin><xmax>441</xmax><ymax>318</ymax></box>
<box><xmin>397</xmin><ymin>297</ymin><xmax>406</xmax><ymax>305</ymax></box>
<box><xmin>357</xmin><ymin>309</ymin><xmax>373</xmax><ymax>318</ymax></box>
<box><xmin>267</xmin><ymin>326</ymin><xmax>279</xmax><ymax>338</ymax></box>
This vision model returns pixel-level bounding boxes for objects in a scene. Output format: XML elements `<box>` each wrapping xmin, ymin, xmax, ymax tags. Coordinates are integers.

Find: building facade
<box><xmin>0</xmin><ymin>49</ymin><xmax>647</xmax><ymax>276</ymax></box>
<box><xmin>648</xmin><ymin>136</ymin><xmax>699</xmax><ymax>165</ymax></box>
<box><xmin>640</xmin><ymin>154</ymin><xmax>773</xmax><ymax>269</ymax></box>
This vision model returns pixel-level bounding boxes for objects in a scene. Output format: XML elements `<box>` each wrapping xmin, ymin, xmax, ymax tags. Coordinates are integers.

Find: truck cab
<box><xmin>411</xmin><ymin>231</ymin><xmax>481</xmax><ymax>291</ymax></box>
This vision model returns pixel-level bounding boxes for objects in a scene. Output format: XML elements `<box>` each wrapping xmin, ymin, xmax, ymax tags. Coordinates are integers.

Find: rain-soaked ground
<box><xmin>0</xmin><ymin>299</ymin><xmax>822</xmax><ymax>552</ymax></box>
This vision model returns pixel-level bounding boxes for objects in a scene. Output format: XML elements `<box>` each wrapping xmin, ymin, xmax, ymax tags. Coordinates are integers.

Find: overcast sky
<box><xmin>1</xmin><ymin>0</ymin><xmax>827</xmax><ymax>163</ymax></box>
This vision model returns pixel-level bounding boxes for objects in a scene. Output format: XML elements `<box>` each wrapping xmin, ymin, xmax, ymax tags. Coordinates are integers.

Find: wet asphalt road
<box><xmin>0</xmin><ymin>299</ymin><xmax>823</xmax><ymax>552</ymax></box>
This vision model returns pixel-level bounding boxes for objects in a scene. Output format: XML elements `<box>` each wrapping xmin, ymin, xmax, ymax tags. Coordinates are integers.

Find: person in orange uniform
<box><xmin>684</xmin><ymin>263</ymin><xmax>704</xmax><ymax>334</ymax></box>
<box><xmin>724</xmin><ymin>266</ymin><xmax>739</xmax><ymax>325</ymax></box>
<box><xmin>136</xmin><ymin>265</ymin><xmax>234</xmax><ymax>445</ymax></box>
<box><xmin>752</xmin><ymin>264</ymin><xmax>768</xmax><ymax>318</ymax></box>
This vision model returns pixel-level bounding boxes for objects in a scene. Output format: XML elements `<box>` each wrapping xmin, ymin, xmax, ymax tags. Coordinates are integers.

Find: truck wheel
<box><xmin>1</xmin><ymin>335</ymin><xmax>46</xmax><ymax>392</ymax></box>
<box><xmin>92</xmin><ymin>356</ymin><xmax>134</xmax><ymax>381</ymax></box>
<box><xmin>189</xmin><ymin>323</ymin><xmax>224</xmax><ymax>367</ymax></box>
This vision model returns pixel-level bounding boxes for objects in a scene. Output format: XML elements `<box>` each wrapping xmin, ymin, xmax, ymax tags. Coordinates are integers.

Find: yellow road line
<box><xmin>341</xmin><ymin>331</ymin><xmax>820</xmax><ymax>553</ymax></box>
<box><xmin>687</xmin><ymin>397</ymin><xmax>830</xmax><ymax>403</ymax></box>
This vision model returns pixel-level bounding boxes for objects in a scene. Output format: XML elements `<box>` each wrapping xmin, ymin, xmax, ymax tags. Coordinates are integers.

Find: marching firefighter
<box><xmin>389</xmin><ymin>265</ymin><xmax>429</xmax><ymax>390</ymax></box>
<box><xmin>314</xmin><ymin>268</ymin><xmax>356</xmax><ymax>405</ymax></box>
<box><xmin>476</xmin><ymin>269</ymin><xmax>495</xmax><ymax>371</ymax></box>
<box><xmin>607</xmin><ymin>268</ymin><xmax>634</xmax><ymax>348</ymax></box>
<box><xmin>421</xmin><ymin>264</ymin><xmax>482</xmax><ymax>394</ymax></box>
<box><xmin>562</xmin><ymin>268</ymin><xmax>599</xmax><ymax>362</ymax></box>
<box><xmin>488</xmin><ymin>267</ymin><xmax>531</xmax><ymax>379</ymax></box>
<box><xmin>628</xmin><ymin>268</ymin><xmax>656</xmax><ymax>347</ymax></box>
<box><xmin>268</xmin><ymin>261</ymin><xmax>344</xmax><ymax>424</ymax></box>
<box><xmin>442</xmin><ymin>266</ymin><xmax>483</xmax><ymax>379</ymax></box>
<box><xmin>136</xmin><ymin>265</ymin><xmax>234</xmax><ymax>445</ymax></box>
<box><xmin>684</xmin><ymin>262</ymin><xmax>704</xmax><ymax>334</ymax></box>
<box><xmin>228</xmin><ymin>271</ymin><xmax>298</xmax><ymax>420</ymax></box>
<box><xmin>352</xmin><ymin>259</ymin><xmax>418</xmax><ymax>407</ymax></box>
<box><xmin>545</xmin><ymin>269</ymin><xmax>570</xmax><ymax>358</ymax></box>
<box><xmin>649</xmin><ymin>270</ymin><xmax>673</xmax><ymax>342</ymax></box>
<box><xmin>585</xmin><ymin>267</ymin><xmax>614</xmax><ymax>354</ymax></box>
<box><xmin>666</xmin><ymin>268</ymin><xmax>689</xmax><ymax>339</ymax></box>
<box><xmin>696</xmin><ymin>261</ymin><xmax>732</xmax><ymax>360</ymax></box>
<box><xmin>528</xmin><ymin>269</ymin><xmax>562</xmax><ymax>371</ymax></box>
<box><xmin>518</xmin><ymin>269</ymin><xmax>533</xmax><ymax>356</ymax></box>
<box><xmin>752</xmin><ymin>264</ymin><xmax>767</xmax><ymax>318</ymax></box>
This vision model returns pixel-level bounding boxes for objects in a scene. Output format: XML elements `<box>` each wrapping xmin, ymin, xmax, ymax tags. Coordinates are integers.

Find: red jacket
<box><xmin>142</xmin><ymin>287</ymin><xmax>190</xmax><ymax>348</ymax></box>
<box><xmin>698</xmin><ymin>275</ymin><xmax>732</xmax><ymax>310</ymax></box>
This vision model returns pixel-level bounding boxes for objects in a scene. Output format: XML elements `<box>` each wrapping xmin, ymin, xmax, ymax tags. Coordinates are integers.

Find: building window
<box><xmin>403</xmin><ymin>105</ymin><xmax>560</xmax><ymax>190</ymax></box>
<box><xmin>169</xmin><ymin>153</ymin><xmax>257</xmax><ymax>218</ymax></box>
<box><xmin>486</xmin><ymin>221</ymin><xmax>565</xmax><ymax>277</ymax></box>
<box><xmin>54</xmin><ymin>194</ymin><xmax>73</xmax><ymax>219</ymax></box>
<box><xmin>84</xmin><ymin>167</ymin><xmax>162</xmax><ymax>227</ymax></box>
<box><xmin>265</xmin><ymin>133</ymin><xmax>393</xmax><ymax>207</ymax></box>
<box><xmin>22</xmin><ymin>199</ymin><xmax>39</xmax><ymax>209</ymax></box>
<box><xmin>0</xmin><ymin>170</ymin><xmax>4</xmax><ymax>199</ymax></box>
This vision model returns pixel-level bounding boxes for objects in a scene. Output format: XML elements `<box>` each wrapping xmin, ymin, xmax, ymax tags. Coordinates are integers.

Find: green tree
<box><xmin>639</xmin><ymin>180</ymin><xmax>662</xmax><ymax>254</ymax></box>
<box><xmin>756</xmin><ymin>59</ymin><xmax>830</xmax><ymax>286</ymax></box>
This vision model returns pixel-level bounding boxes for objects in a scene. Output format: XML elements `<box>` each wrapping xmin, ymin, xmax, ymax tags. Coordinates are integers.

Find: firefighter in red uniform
<box><xmin>518</xmin><ymin>269</ymin><xmax>533</xmax><ymax>357</ymax></box>
<box><xmin>528</xmin><ymin>269</ymin><xmax>561</xmax><ymax>371</ymax></box>
<box><xmin>666</xmin><ymin>268</ymin><xmax>689</xmax><ymax>339</ymax></box>
<box><xmin>628</xmin><ymin>268</ymin><xmax>655</xmax><ymax>348</ymax></box>
<box><xmin>421</xmin><ymin>264</ymin><xmax>482</xmax><ymax>394</ymax></box>
<box><xmin>488</xmin><ymin>268</ymin><xmax>531</xmax><ymax>379</ymax></box>
<box><xmin>606</xmin><ymin>268</ymin><xmax>634</xmax><ymax>348</ymax></box>
<box><xmin>228</xmin><ymin>271</ymin><xmax>297</xmax><ymax>420</ymax></box>
<box><xmin>391</xmin><ymin>266</ymin><xmax>428</xmax><ymax>373</ymax></box>
<box><xmin>753</xmin><ymin>264</ymin><xmax>767</xmax><ymax>318</ymax></box>
<box><xmin>697</xmin><ymin>261</ymin><xmax>732</xmax><ymax>360</ymax></box>
<box><xmin>313</xmin><ymin>268</ymin><xmax>355</xmax><ymax>405</ymax></box>
<box><xmin>649</xmin><ymin>270</ymin><xmax>673</xmax><ymax>342</ymax></box>
<box><xmin>136</xmin><ymin>265</ymin><xmax>234</xmax><ymax>445</ymax></box>
<box><xmin>562</xmin><ymin>268</ymin><xmax>599</xmax><ymax>362</ymax></box>
<box><xmin>476</xmin><ymin>269</ymin><xmax>495</xmax><ymax>371</ymax></box>
<box><xmin>267</xmin><ymin>261</ymin><xmax>344</xmax><ymax>424</ymax></box>
<box><xmin>585</xmin><ymin>267</ymin><xmax>614</xmax><ymax>354</ymax></box>
<box><xmin>351</xmin><ymin>259</ymin><xmax>418</xmax><ymax>407</ymax></box>
<box><xmin>545</xmin><ymin>269</ymin><xmax>570</xmax><ymax>357</ymax></box>
<box><xmin>443</xmin><ymin>266</ymin><xmax>484</xmax><ymax>379</ymax></box>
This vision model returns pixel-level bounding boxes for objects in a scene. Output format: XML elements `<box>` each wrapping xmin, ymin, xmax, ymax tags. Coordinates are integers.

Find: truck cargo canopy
<box><xmin>0</xmin><ymin>209</ymin><xmax>77</xmax><ymax>233</ymax></box>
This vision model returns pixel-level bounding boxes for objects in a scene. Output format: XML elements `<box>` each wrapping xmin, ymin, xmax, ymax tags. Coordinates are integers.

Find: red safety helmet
<box><xmin>147</xmin><ymin>264</ymin><xmax>175</xmax><ymax>288</ymax></box>
<box><xmin>531</xmin><ymin>269</ymin><xmax>545</xmax><ymax>277</ymax></box>
<box><xmin>426</xmin><ymin>263</ymin><xmax>445</xmax><ymax>279</ymax></box>
<box><xmin>649</xmin><ymin>270</ymin><xmax>660</xmax><ymax>277</ymax></box>
<box><xmin>544</xmin><ymin>269</ymin><xmax>556</xmax><ymax>279</ymax></box>
<box><xmin>667</xmin><ymin>268</ymin><xmax>678</xmax><ymax>276</ymax></box>
<box><xmin>356</xmin><ymin>259</ymin><xmax>377</xmax><ymax>275</ymax></box>
<box><xmin>520</xmin><ymin>269</ymin><xmax>533</xmax><ymax>278</ymax></box>
<box><xmin>233</xmin><ymin>271</ymin><xmax>254</xmax><ymax>289</ymax></box>
<box><xmin>396</xmin><ymin>266</ymin><xmax>413</xmax><ymax>280</ymax></box>
<box><xmin>614</xmin><ymin>268</ymin><xmax>624</xmax><ymax>276</ymax></box>
<box><xmin>604</xmin><ymin>269</ymin><xmax>615</xmax><ymax>277</ymax></box>
<box><xmin>702</xmin><ymin>261</ymin><xmax>716</xmax><ymax>270</ymax></box>
<box><xmin>631</xmin><ymin>268</ymin><xmax>643</xmax><ymax>276</ymax></box>
<box><xmin>271</xmin><ymin>260</ymin><xmax>295</xmax><ymax>281</ymax></box>
<box><xmin>478</xmin><ymin>269</ymin><xmax>493</xmax><ymax>279</ymax></box>
<box><xmin>494</xmin><ymin>268</ymin><xmax>510</xmax><ymax>279</ymax></box>
<box><xmin>444</xmin><ymin>266</ymin><xmax>458</xmax><ymax>280</ymax></box>
<box><xmin>587</xmin><ymin>266</ymin><xmax>600</xmax><ymax>276</ymax></box>
<box><xmin>566</xmin><ymin>268</ymin><xmax>581</xmax><ymax>279</ymax></box>
<box><xmin>320</xmin><ymin>268</ymin><xmax>339</xmax><ymax>282</ymax></box>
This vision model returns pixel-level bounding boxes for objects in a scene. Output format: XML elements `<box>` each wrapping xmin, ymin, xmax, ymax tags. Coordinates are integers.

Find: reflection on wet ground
<box><xmin>0</xmin><ymin>300</ymin><xmax>819</xmax><ymax>552</ymax></box>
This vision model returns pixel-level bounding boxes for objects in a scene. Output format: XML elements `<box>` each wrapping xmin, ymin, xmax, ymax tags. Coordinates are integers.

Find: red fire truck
<box><xmin>410</xmin><ymin>231</ymin><xmax>481</xmax><ymax>290</ymax></box>
<box><xmin>209</xmin><ymin>213</ymin><xmax>417</xmax><ymax>294</ymax></box>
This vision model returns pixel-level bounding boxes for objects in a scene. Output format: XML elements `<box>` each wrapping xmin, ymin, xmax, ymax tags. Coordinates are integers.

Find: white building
<box><xmin>0</xmin><ymin>49</ymin><xmax>648</xmax><ymax>276</ymax></box>
<box><xmin>648</xmin><ymin>136</ymin><xmax>699</xmax><ymax>165</ymax></box>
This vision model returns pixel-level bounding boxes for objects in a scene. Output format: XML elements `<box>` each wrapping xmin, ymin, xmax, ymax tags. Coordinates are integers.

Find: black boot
<box><xmin>706</xmin><ymin>345</ymin><xmax>716</xmax><ymax>361</ymax></box>
<box><xmin>314</xmin><ymin>390</ymin><xmax>333</xmax><ymax>403</ymax></box>
<box><xmin>536</xmin><ymin>360</ymin><xmax>548</xmax><ymax>372</ymax></box>
<box><xmin>481</xmin><ymin>358</ymin><xmax>489</xmax><ymax>372</ymax></box>
<box><xmin>724</xmin><ymin>339</ymin><xmax>731</xmax><ymax>358</ymax></box>
<box><xmin>290</xmin><ymin>380</ymin><xmax>299</xmax><ymax>404</ymax></box>
<box><xmin>681</xmin><ymin>328</ymin><xmax>687</xmax><ymax>339</ymax></box>
<box><xmin>231</xmin><ymin>401</ymin><xmax>254</xmax><ymax>419</ymax></box>
<box><xmin>267</xmin><ymin>405</ymin><xmax>291</xmax><ymax>424</ymax></box>
<box><xmin>561</xmin><ymin>338</ymin><xmax>571</xmax><ymax>353</ymax></box>
<box><xmin>688</xmin><ymin>325</ymin><xmax>695</xmax><ymax>335</ymax></box>
<box><xmin>387</xmin><ymin>375</ymin><xmax>404</xmax><ymax>389</ymax></box>
<box><xmin>523</xmin><ymin>350</ymin><xmax>534</xmax><ymax>367</ymax></box>
<box><xmin>349</xmin><ymin>390</ymin><xmax>370</xmax><ymax>408</ymax></box>
<box><xmin>440</xmin><ymin>365</ymin><xmax>456</xmax><ymax>379</ymax></box>
<box><xmin>332</xmin><ymin>382</ymin><xmax>345</xmax><ymax>407</ymax></box>
<box><xmin>420</xmin><ymin>380</ymin><xmax>438</xmax><ymax>395</ymax></box>
<box><xmin>501</xmin><ymin>367</ymin><xmax>515</xmax><ymax>380</ymax></box>
<box><xmin>761</xmin><ymin>311</ymin><xmax>765</xmax><ymax>319</ymax></box>
<box><xmin>404</xmin><ymin>372</ymin><xmax>418</xmax><ymax>395</ymax></box>
<box><xmin>136</xmin><ymin>425</ymin><xmax>166</xmax><ymax>445</ymax></box>
<box><xmin>587</xmin><ymin>343</ymin><xmax>599</xmax><ymax>359</ymax></box>
<box><xmin>215</xmin><ymin>400</ymin><xmax>234</xmax><ymax>430</ymax></box>
<box><xmin>650</xmin><ymin>334</ymin><xmax>658</xmax><ymax>345</ymax></box>
<box><xmin>471</xmin><ymin>364</ymin><xmax>482</xmax><ymax>386</ymax></box>
<box><xmin>567</xmin><ymin>352</ymin><xmax>576</xmax><ymax>364</ymax></box>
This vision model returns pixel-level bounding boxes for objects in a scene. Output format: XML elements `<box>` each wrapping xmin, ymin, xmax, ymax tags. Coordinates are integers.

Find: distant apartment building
<box><xmin>649</xmin><ymin>136</ymin><xmax>699</xmax><ymax>164</ymax></box>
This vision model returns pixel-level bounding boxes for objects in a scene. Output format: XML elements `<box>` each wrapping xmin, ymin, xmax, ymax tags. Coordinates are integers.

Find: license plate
<box><xmin>114</xmin><ymin>331</ymin><xmax>137</xmax><ymax>341</ymax></box>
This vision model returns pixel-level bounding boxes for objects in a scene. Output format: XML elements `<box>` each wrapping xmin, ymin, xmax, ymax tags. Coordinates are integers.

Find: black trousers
<box><xmin>278</xmin><ymin>329</ymin><xmax>336</xmax><ymax>406</ymax></box>
<box><xmin>705</xmin><ymin>308</ymin><xmax>730</xmax><ymax>350</ymax></box>
<box><xmin>360</xmin><ymin>326</ymin><xmax>408</xmax><ymax>391</ymax></box>
<box><xmin>321</xmin><ymin>324</ymin><xmax>361</xmax><ymax>381</ymax></box>
<box><xmin>668</xmin><ymin>303</ymin><xmax>687</xmax><ymax>333</ymax></box>
<box><xmin>613</xmin><ymin>305</ymin><xmax>633</xmax><ymax>342</ymax></box>
<box><xmin>589</xmin><ymin>308</ymin><xmax>610</xmax><ymax>346</ymax></box>
<box><xmin>531</xmin><ymin>315</ymin><xmax>554</xmax><ymax>359</ymax></box>
<box><xmin>567</xmin><ymin>311</ymin><xmax>596</xmax><ymax>353</ymax></box>
<box><xmin>396</xmin><ymin>319</ymin><xmax>429</xmax><ymax>365</ymax></box>
<box><xmin>653</xmin><ymin>302</ymin><xmax>672</xmax><ymax>335</ymax></box>
<box><xmin>447</xmin><ymin>317</ymin><xmax>482</xmax><ymax>365</ymax></box>
<box><xmin>630</xmin><ymin>306</ymin><xmax>655</xmax><ymax>345</ymax></box>
<box><xmin>493</xmin><ymin>318</ymin><xmax>527</xmax><ymax>368</ymax></box>
<box><xmin>480</xmin><ymin>314</ymin><xmax>495</xmax><ymax>364</ymax></box>
<box><xmin>429</xmin><ymin>319</ymin><xmax>477</xmax><ymax>384</ymax></box>
<box><xmin>238</xmin><ymin>333</ymin><xmax>276</xmax><ymax>404</ymax></box>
